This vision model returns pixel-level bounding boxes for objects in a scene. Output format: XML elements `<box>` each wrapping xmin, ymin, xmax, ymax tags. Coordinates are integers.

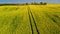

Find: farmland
<box><xmin>0</xmin><ymin>4</ymin><xmax>60</xmax><ymax>34</ymax></box>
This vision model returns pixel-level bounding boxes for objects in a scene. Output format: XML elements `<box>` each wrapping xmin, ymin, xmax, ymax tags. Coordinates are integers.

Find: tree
<box><xmin>40</xmin><ymin>2</ymin><xmax>47</xmax><ymax>5</ymax></box>
<box><xmin>40</xmin><ymin>2</ymin><xmax>43</xmax><ymax>5</ymax></box>
<box><xmin>43</xmin><ymin>2</ymin><xmax>47</xmax><ymax>5</ymax></box>
<box><xmin>25</xmin><ymin>3</ymin><xmax>28</xmax><ymax>5</ymax></box>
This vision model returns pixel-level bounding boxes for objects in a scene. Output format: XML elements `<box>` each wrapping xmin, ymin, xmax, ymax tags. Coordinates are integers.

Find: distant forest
<box><xmin>0</xmin><ymin>2</ymin><xmax>47</xmax><ymax>6</ymax></box>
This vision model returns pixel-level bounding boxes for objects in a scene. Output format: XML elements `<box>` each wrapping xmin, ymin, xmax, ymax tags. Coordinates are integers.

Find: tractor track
<box><xmin>28</xmin><ymin>7</ymin><xmax>34</xmax><ymax>34</ymax></box>
<box><xmin>28</xmin><ymin>6</ymin><xmax>40</xmax><ymax>34</ymax></box>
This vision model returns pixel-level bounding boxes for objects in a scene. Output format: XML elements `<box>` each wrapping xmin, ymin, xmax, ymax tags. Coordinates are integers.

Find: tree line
<box><xmin>0</xmin><ymin>2</ymin><xmax>47</xmax><ymax>6</ymax></box>
<box><xmin>25</xmin><ymin>2</ymin><xmax>47</xmax><ymax>5</ymax></box>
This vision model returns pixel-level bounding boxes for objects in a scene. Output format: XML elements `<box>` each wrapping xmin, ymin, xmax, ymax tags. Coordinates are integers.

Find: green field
<box><xmin>0</xmin><ymin>4</ymin><xmax>60</xmax><ymax>34</ymax></box>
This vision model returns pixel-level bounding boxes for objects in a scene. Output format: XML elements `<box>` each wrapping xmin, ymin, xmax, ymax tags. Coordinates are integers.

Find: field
<box><xmin>0</xmin><ymin>4</ymin><xmax>60</xmax><ymax>34</ymax></box>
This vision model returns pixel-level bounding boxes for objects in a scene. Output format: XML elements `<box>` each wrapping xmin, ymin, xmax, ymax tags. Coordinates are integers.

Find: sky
<box><xmin>0</xmin><ymin>0</ymin><xmax>60</xmax><ymax>4</ymax></box>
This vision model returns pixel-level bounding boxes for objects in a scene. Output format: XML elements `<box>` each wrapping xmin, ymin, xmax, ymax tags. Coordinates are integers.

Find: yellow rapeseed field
<box><xmin>0</xmin><ymin>4</ymin><xmax>60</xmax><ymax>34</ymax></box>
